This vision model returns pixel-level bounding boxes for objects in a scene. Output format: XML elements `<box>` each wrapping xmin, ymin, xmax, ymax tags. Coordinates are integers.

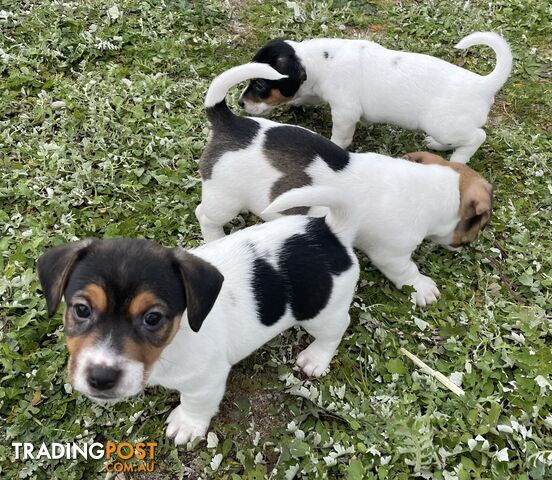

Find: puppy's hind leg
<box><xmin>297</xmin><ymin>312</ymin><xmax>350</xmax><ymax>378</ymax></box>
<box><xmin>195</xmin><ymin>199</ymin><xmax>241</xmax><ymax>243</ymax></box>
<box><xmin>425</xmin><ymin>135</ymin><xmax>453</xmax><ymax>152</ymax></box>
<box><xmin>449</xmin><ymin>129</ymin><xmax>486</xmax><ymax>164</ymax></box>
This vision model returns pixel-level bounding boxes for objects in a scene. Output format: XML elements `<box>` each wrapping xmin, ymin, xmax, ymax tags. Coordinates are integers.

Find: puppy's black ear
<box><xmin>275</xmin><ymin>54</ymin><xmax>307</xmax><ymax>97</ymax></box>
<box><xmin>37</xmin><ymin>239</ymin><xmax>96</xmax><ymax>317</ymax></box>
<box><xmin>276</xmin><ymin>54</ymin><xmax>307</xmax><ymax>82</ymax></box>
<box><xmin>172</xmin><ymin>249</ymin><xmax>224</xmax><ymax>333</ymax></box>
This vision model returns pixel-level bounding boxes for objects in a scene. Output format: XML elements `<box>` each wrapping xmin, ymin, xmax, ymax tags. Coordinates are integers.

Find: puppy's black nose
<box><xmin>238</xmin><ymin>97</ymin><xmax>245</xmax><ymax>108</ymax></box>
<box><xmin>87</xmin><ymin>366</ymin><xmax>121</xmax><ymax>390</ymax></box>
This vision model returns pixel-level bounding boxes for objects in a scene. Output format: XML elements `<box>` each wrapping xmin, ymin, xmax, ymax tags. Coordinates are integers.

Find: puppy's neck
<box><xmin>292</xmin><ymin>40</ymin><xmax>341</xmax><ymax>96</ymax></box>
<box><xmin>419</xmin><ymin>167</ymin><xmax>462</xmax><ymax>237</ymax></box>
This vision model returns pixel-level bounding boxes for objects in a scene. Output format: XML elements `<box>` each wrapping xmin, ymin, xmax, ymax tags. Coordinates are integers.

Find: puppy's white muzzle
<box><xmin>71</xmin><ymin>340</ymin><xmax>144</xmax><ymax>403</ymax></box>
<box><xmin>241</xmin><ymin>99</ymin><xmax>275</xmax><ymax>116</ymax></box>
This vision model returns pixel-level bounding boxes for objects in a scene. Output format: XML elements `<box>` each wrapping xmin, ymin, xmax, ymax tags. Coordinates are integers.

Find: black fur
<box><xmin>201</xmin><ymin>103</ymin><xmax>260</xmax><ymax>179</ymax></box>
<box><xmin>264</xmin><ymin>125</ymin><xmax>349</xmax><ymax>172</ymax></box>
<box><xmin>251</xmin><ymin>258</ymin><xmax>287</xmax><ymax>326</ymax></box>
<box><xmin>242</xmin><ymin>39</ymin><xmax>306</xmax><ymax>101</ymax></box>
<box><xmin>252</xmin><ymin>218</ymin><xmax>352</xmax><ymax>325</ymax></box>
<box><xmin>264</xmin><ymin>125</ymin><xmax>349</xmax><ymax>212</ymax></box>
<box><xmin>38</xmin><ymin>238</ymin><xmax>223</xmax><ymax>347</ymax></box>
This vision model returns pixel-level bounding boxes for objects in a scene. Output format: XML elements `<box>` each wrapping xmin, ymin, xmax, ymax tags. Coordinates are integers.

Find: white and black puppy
<box><xmin>197</xmin><ymin>63</ymin><xmax>492</xmax><ymax>306</ymax></box>
<box><xmin>37</xmin><ymin>204</ymin><xmax>359</xmax><ymax>444</ymax></box>
<box><xmin>239</xmin><ymin>32</ymin><xmax>512</xmax><ymax>163</ymax></box>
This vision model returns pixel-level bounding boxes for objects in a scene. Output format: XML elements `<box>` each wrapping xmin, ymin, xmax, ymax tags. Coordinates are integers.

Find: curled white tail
<box><xmin>205</xmin><ymin>63</ymin><xmax>287</xmax><ymax>108</ymax></box>
<box><xmin>262</xmin><ymin>186</ymin><xmax>358</xmax><ymax>245</ymax></box>
<box><xmin>455</xmin><ymin>32</ymin><xmax>512</xmax><ymax>92</ymax></box>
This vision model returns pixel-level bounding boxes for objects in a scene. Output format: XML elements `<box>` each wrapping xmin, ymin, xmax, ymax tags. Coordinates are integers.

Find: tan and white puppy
<box><xmin>198</xmin><ymin>64</ymin><xmax>493</xmax><ymax>306</ymax></box>
<box><xmin>239</xmin><ymin>32</ymin><xmax>512</xmax><ymax>163</ymax></box>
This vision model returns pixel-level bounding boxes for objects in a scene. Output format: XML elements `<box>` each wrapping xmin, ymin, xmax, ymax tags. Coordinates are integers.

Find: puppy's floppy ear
<box><xmin>37</xmin><ymin>239</ymin><xmax>96</xmax><ymax>317</ymax></box>
<box><xmin>457</xmin><ymin>181</ymin><xmax>493</xmax><ymax>242</ymax></box>
<box><xmin>275</xmin><ymin>54</ymin><xmax>307</xmax><ymax>96</ymax></box>
<box><xmin>172</xmin><ymin>249</ymin><xmax>224</xmax><ymax>333</ymax></box>
<box><xmin>276</xmin><ymin>55</ymin><xmax>307</xmax><ymax>82</ymax></box>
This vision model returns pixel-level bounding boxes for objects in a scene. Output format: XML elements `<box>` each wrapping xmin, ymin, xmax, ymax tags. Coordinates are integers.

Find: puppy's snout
<box><xmin>87</xmin><ymin>365</ymin><xmax>121</xmax><ymax>391</ymax></box>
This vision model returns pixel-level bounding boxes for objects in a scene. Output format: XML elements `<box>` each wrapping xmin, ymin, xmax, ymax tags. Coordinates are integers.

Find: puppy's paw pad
<box><xmin>412</xmin><ymin>275</ymin><xmax>440</xmax><ymax>307</ymax></box>
<box><xmin>297</xmin><ymin>343</ymin><xmax>334</xmax><ymax>377</ymax></box>
<box><xmin>166</xmin><ymin>406</ymin><xmax>208</xmax><ymax>446</ymax></box>
<box><xmin>425</xmin><ymin>136</ymin><xmax>450</xmax><ymax>151</ymax></box>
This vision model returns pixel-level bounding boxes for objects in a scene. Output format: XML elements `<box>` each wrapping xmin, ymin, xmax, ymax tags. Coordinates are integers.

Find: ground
<box><xmin>0</xmin><ymin>0</ymin><xmax>551</xmax><ymax>479</ymax></box>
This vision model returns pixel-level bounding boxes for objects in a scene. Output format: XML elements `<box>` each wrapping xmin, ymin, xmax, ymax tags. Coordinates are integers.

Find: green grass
<box><xmin>1</xmin><ymin>0</ymin><xmax>551</xmax><ymax>478</ymax></box>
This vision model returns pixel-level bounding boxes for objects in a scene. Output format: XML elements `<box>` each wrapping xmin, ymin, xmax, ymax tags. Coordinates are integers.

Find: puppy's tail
<box><xmin>455</xmin><ymin>32</ymin><xmax>512</xmax><ymax>92</ymax></box>
<box><xmin>262</xmin><ymin>186</ymin><xmax>359</xmax><ymax>245</ymax></box>
<box><xmin>205</xmin><ymin>63</ymin><xmax>287</xmax><ymax>126</ymax></box>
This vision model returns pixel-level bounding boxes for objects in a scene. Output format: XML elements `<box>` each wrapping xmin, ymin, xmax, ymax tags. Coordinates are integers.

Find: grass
<box><xmin>1</xmin><ymin>0</ymin><xmax>551</xmax><ymax>478</ymax></box>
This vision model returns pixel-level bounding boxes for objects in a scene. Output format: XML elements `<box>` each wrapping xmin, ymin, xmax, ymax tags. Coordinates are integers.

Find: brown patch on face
<box><xmin>123</xmin><ymin>315</ymin><xmax>182</xmax><ymax>380</ymax></box>
<box><xmin>81</xmin><ymin>283</ymin><xmax>108</xmax><ymax>313</ymax></box>
<box><xmin>66</xmin><ymin>330</ymin><xmax>96</xmax><ymax>380</ymax></box>
<box><xmin>405</xmin><ymin>151</ymin><xmax>493</xmax><ymax>246</ymax></box>
<box><xmin>264</xmin><ymin>88</ymin><xmax>292</xmax><ymax>106</ymax></box>
<box><xmin>128</xmin><ymin>291</ymin><xmax>159</xmax><ymax>318</ymax></box>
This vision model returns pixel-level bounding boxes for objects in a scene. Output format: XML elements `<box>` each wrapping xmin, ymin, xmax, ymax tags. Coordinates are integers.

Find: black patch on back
<box><xmin>251</xmin><ymin>258</ymin><xmax>287</xmax><ymax>326</ymax></box>
<box><xmin>200</xmin><ymin>103</ymin><xmax>260</xmax><ymax>179</ymax></box>
<box><xmin>251</xmin><ymin>217</ymin><xmax>352</xmax><ymax>325</ymax></box>
<box><xmin>264</xmin><ymin>125</ymin><xmax>350</xmax><ymax>212</ymax></box>
<box><xmin>199</xmin><ymin>100</ymin><xmax>261</xmax><ymax>180</ymax></box>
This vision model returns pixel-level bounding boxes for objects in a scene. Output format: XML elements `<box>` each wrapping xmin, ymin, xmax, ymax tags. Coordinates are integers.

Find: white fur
<box><xmin>147</xmin><ymin>215</ymin><xmax>358</xmax><ymax>445</ymax></box>
<box><xmin>198</xmin><ymin>134</ymin><xmax>459</xmax><ymax>306</ymax></box>
<box><xmin>72</xmin><ymin>336</ymin><xmax>144</xmax><ymax>402</ymax></box>
<box><xmin>242</xmin><ymin>32</ymin><xmax>512</xmax><ymax>163</ymax></box>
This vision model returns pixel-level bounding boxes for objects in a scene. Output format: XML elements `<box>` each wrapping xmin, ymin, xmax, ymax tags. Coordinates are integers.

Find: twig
<box><xmin>400</xmin><ymin>348</ymin><xmax>465</xmax><ymax>396</ymax></box>
<box><xmin>476</xmin><ymin>248</ymin><xmax>527</xmax><ymax>305</ymax></box>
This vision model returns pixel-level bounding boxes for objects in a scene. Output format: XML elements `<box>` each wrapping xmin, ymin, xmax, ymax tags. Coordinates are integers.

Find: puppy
<box><xmin>197</xmin><ymin>63</ymin><xmax>493</xmax><ymax>306</ymax></box>
<box><xmin>239</xmin><ymin>32</ymin><xmax>512</xmax><ymax>163</ymax></box>
<box><xmin>37</xmin><ymin>206</ymin><xmax>359</xmax><ymax>444</ymax></box>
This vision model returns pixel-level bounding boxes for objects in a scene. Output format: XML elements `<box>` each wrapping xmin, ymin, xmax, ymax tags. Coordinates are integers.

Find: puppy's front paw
<box><xmin>166</xmin><ymin>406</ymin><xmax>209</xmax><ymax>446</ymax></box>
<box><xmin>411</xmin><ymin>275</ymin><xmax>440</xmax><ymax>307</ymax></box>
<box><xmin>297</xmin><ymin>342</ymin><xmax>335</xmax><ymax>377</ymax></box>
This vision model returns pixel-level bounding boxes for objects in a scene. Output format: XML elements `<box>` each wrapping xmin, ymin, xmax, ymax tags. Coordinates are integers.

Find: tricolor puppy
<box><xmin>197</xmin><ymin>63</ymin><xmax>493</xmax><ymax>306</ymax></box>
<box><xmin>239</xmin><ymin>32</ymin><xmax>512</xmax><ymax>163</ymax></box>
<box><xmin>37</xmin><ymin>208</ymin><xmax>359</xmax><ymax>444</ymax></box>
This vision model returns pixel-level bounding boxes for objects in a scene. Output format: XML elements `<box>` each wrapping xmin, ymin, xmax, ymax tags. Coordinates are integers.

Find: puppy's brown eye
<box><xmin>73</xmin><ymin>303</ymin><xmax>91</xmax><ymax>321</ymax></box>
<box><xmin>144</xmin><ymin>311</ymin><xmax>164</xmax><ymax>329</ymax></box>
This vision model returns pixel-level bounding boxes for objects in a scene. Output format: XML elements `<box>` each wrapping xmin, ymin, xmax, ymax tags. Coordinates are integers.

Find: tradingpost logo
<box><xmin>13</xmin><ymin>441</ymin><xmax>158</xmax><ymax>474</ymax></box>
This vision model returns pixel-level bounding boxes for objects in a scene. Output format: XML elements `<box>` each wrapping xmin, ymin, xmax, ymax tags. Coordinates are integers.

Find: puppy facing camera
<box><xmin>38</xmin><ymin>200</ymin><xmax>359</xmax><ymax>444</ymax></box>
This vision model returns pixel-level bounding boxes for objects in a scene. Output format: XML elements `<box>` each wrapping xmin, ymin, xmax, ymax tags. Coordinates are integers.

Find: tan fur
<box><xmin>244</xmin><ymin>88</ymin><xmax>291</xmax><ymax>106</ymax></box>
<box><xmin>81</xmin><ymin>283</ymin><xmax>108</xmax><ymax>313</ymax></box>
<box><xmin>66</xmin><ymin>332</ymin><xmax>96</xmax><ymax>380</ymax></box>
<box><xmin>128</xmin><ymin>291</ymin><xmax>160</xmax><ymax>317</ymax></box>
<box><xmin>404</xmin><ymin>152</ymin><xmax>493</xmax><ymax>246</ymax></box>
<box><xmin>264</xmin><ymin>89</ymin><xmax>292</xmax><ymax>106</ymax></box>
<box><xmin>123</xmin><ymin>315</ymin><xmax>181</xmax><ymax>379</ymax></box>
